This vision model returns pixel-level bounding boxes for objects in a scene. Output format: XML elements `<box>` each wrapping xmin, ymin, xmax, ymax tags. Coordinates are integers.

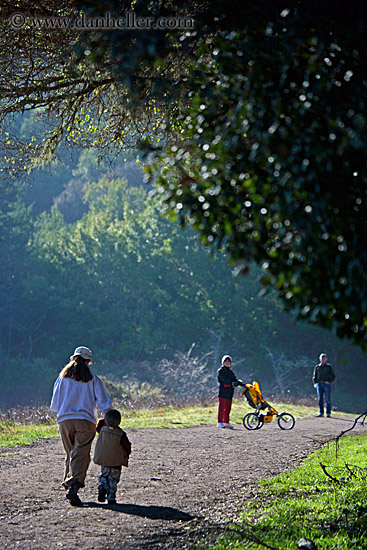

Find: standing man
<box><xmin>313</xmin><ymin>353</ymin><xmax>336</xmax><ymax>417</ymax></box>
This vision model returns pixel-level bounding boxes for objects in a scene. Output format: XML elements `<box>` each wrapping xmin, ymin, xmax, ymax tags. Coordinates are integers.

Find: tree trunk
<box><xmin>262</xmin><ymin>345</ymin><xmax>285</xmax><ymax>396</ymax></box>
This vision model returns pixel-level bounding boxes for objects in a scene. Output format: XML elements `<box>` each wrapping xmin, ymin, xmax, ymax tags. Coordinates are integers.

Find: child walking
<box><xmin>93</xmin><ymin>409</ymin><xmax>132</xmax><ymax>504</ymax></box>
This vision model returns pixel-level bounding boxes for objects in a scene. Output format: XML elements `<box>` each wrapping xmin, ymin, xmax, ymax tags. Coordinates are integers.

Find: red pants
<box><xmin>218</xmin><ymin>397</ymin><xmax>232</xmax><ymax>423</ymax></box>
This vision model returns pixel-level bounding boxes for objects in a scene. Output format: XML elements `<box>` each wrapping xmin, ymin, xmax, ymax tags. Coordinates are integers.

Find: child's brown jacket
<box><xmin>93</xmin><ymin>426</ymin><xmax>130</xmax><ymax>467</ymax></box>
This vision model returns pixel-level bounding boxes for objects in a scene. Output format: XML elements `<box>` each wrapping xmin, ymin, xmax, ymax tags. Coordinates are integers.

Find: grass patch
<box><xmin>0</xmin><ymin>420</ymin><xmax>58</xmax><ymax>448</ymax></box>
<box><xmin>118</xmin><ymin>399</ymin><xmax>349</xmax><ymax>429</ymax></box>
<box><xmin>0</xmin><ymin>399</ymin><xmax>353</xmax><ymax>447</ymax></box>
<box><xmin>205</xmin><ymin>434</ymin><xmax>367</xmax><ymax>550</ymax></box>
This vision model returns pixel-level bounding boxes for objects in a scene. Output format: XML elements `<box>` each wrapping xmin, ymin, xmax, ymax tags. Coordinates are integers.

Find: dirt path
<box><xmin>0</xmin><ymin>416</ymin><xmax>365</xmax><ymax>550</ymax></box>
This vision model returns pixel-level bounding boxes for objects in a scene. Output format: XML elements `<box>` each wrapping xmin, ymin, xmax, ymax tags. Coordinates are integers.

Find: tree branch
<box><xmin>319</xmin><ymin>462</ymin><xmax>341</xmax><ymax>484</ymax></box>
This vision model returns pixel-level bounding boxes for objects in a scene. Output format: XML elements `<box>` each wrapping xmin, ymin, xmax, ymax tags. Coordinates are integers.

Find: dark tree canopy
<box><xmin>0</xmin><ymin>0</ymin><xmax>177</xmax><ymax>175</ymax></box>
<box><xmin>1</xmin><ymin>0</ymin><xmax>367</xmax><ymax>349</ymax></box>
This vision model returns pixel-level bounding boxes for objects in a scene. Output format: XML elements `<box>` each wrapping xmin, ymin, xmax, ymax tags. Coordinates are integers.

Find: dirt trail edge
<box><xmin>0</xmin><ymin>417</ymin><xmax>365</xmax><ymax>550</ymax></box>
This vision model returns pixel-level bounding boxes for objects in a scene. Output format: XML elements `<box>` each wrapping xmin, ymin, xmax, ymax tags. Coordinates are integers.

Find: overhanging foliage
<box><xmin>1</xmin><ymin>1</ymin><xmax>367</xmax><ymax>348</ymax></box>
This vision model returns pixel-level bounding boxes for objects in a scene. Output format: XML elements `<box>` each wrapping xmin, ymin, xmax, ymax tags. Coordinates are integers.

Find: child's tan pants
<box><xmin>58</xmin><ymin>419</ymin><xmax>96</xmax><ymax>489</ymax></box>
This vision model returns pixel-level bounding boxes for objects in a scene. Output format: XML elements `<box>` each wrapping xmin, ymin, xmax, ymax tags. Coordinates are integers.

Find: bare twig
<box><xmin>319</xmin><ymin>462</ymin><xmax>341</xmax><ymax>483</ymax></box>
<box><xmin>334</xmin><ymin>410</ymin><xmax>367</xmax><ymax>444</ymax></box>
<box><xmin>344</xmin><ymin>463</ymin><xmax>357</xmax><ymax>478</ymax></box>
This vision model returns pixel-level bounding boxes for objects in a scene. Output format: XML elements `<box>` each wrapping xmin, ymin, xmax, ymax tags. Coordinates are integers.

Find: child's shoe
<box><xmin>224</xmin><ymin>423</ymin><xmax>234</xmax><ymax>429</ymax></box>
<box><xmin>98</xmin><ymin>487</ymin><xmax>107</xmax><ymax>502</ymax></box>
<box><xmin>217</xmin><ymin>422</ymin><xmax>225</xmax><ymax>428</ymax></box>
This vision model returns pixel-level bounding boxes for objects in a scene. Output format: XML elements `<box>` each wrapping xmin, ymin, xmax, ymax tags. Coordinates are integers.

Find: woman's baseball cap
<box><xmin>70</xmin><ymin>346</ymin><xmax>92</xmax><ymax>361</ymax></box>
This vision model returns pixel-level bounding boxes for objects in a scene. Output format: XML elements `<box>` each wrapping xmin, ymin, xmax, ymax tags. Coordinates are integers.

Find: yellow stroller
<box><xmin>242</xmin><ymin>381</ymin><xmax>295</xmax><ymax>430</ymax></box>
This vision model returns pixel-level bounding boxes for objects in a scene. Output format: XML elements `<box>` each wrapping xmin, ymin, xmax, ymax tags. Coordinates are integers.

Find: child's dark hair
<box><xmin>105</xmin><ymin>409</ymin><xmax>121</xmax><ymax>423</ymax></box>
<box><xmin>60</xmin><ymin>356</ymin><xmax>93</xmax><ymax>382</ymax></box>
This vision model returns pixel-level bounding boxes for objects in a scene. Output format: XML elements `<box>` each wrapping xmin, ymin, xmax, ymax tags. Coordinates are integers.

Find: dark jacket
<box><xmin>217</xmin><ymin>366</ymin><xmax>238</xmax><ymax>399</ymax></box>
<box><xmin>313</xmin><ymin>363</ymin><xmax>336</xmax><ymax>384</ymax></box>
<box><xmin>94</xmin><ymin>425</ymin><xmax>131</xmax><ymax>468</ymax></box>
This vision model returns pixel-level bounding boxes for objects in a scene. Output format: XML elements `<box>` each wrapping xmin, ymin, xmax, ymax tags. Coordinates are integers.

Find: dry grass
<box><xmin>0</xmin><ymin>405</ymin><xmax>56</xmax><ymax>425</ymax></box>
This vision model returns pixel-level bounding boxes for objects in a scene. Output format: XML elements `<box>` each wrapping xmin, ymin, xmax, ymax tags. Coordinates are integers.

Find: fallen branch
<box><xmin>334</xmin><ymin>410</ymin><xmax>367</xmax><ymax>456</ymax></box>
<box><xmin>344</xmin><ymin>463</ymin><xmax>357</xmax><ymax>479</ymax></box>
<box><xmin>319</xmin><ymin>462</ymin><xmax>341</xmax><ymax>483</ymax></box>
<box><xmin>335</xmin><ymin>410</ymin><xmax>367</xmax><ymax>442</ymax></box>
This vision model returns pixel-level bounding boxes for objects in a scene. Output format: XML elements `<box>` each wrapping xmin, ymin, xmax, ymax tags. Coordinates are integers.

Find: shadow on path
<box><xmin>84</xmin><ymin>501</ymin><xmax>195</xmax><ymax>521</ymax></box>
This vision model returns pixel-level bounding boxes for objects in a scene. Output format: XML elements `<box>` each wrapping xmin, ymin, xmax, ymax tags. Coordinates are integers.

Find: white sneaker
<box><xmin>217</xmin><ymin>422</ymin><xmax>226</xmax><ymax>428</ymax></box>
<box><xmin>224</xmin><ymin>423</ymin><xmax>234</xmax><ymax>429</ymax></box>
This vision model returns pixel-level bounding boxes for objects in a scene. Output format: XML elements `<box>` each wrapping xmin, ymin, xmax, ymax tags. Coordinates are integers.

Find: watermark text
<box><xmin>10</xmin><ymin>11</ymin><xmax>195</xmax><ymax>31</ymax></box>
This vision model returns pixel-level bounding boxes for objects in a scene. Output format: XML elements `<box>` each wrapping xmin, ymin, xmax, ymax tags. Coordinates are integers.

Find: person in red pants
<box><xmin>217</xmin><ymin>355</ymin><xmax>244</xmax><ymax>428</ymax></box>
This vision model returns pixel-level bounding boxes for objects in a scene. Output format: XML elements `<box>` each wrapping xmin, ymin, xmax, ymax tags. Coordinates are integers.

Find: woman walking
<box><xmin>217</xmin><ymin>355</ymin><xmax>244</xmax><ymax>428</ymax></box>
<box><xmin>50</xmin><ymin>346</ymin><xmax>112</xmax><ymax>506</ymax></box>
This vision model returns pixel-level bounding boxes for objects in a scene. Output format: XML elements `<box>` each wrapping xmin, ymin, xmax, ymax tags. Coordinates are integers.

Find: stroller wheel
<box><xmin>243</xmin><ymin>413</ymin><xmax>263</xmax><ymax>430</ymax></box>
<box><xmin>277</xmin><ymin>413</ymin><xmax>295</xmax><ymax>430</ymax></box>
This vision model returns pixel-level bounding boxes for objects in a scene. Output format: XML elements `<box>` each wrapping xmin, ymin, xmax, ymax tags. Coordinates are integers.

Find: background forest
<box><xmin>0</xmin><ymin>115</ymin><xmax>366</xmax><ymax>412</ymax></box>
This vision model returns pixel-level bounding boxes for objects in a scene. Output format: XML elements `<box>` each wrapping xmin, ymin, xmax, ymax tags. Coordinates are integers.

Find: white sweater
<box><xmin>50</xmin><ymin>374</ymin><xmax>112</xmax><ymax>424</ymax></box>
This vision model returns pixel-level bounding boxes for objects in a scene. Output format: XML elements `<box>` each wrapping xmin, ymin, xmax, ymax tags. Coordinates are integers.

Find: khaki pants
<box><xmin>58</xmin><ymin>419</ymin><xmax>96</xmax><ymax>489</ymax></box>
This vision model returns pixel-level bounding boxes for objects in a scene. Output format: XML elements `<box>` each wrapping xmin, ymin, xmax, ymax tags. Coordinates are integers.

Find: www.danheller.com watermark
<box><xmin>10</xmin><ymin>11</ymin><xmax>195</xmax><ymax>31</ymax></box>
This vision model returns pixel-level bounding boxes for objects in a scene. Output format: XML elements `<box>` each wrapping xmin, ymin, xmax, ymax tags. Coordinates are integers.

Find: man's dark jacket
<box><xmin>217</xmin><ymin>366</ymin><xmax>238</xmax><ymax>399</ymax></box>
<box><xmin>313</xmin><ymin>363</ymin><xmax>336</xmax><ymax>384</ymax></box>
